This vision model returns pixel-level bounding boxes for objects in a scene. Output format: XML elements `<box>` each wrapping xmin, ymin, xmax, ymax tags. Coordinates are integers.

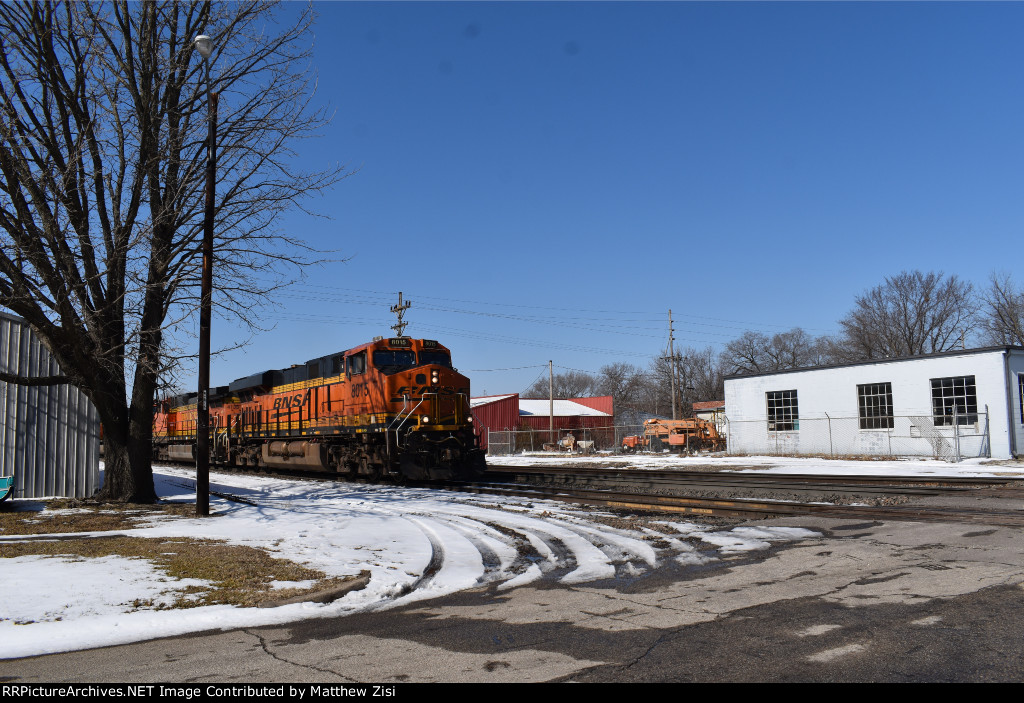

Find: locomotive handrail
<box><xmin>386</xmin><ymin>395</ymin><xmax>410</xmax><ymax>431</ymax></box>
<box><xmin>392</xmin><ymin>396</ymin><xmax>426</xmax><ymax>433</ymax></box>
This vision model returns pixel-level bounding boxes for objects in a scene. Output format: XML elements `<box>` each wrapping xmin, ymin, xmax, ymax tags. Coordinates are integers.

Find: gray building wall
<box><xmin>0</xmin><ymin>312</ymin><xmax>100</xmax><ymax>498</ymax></box>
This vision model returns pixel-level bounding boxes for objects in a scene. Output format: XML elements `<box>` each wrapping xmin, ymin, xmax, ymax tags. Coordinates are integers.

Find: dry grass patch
<box><xmin>0</xmin><ymin>499</ymin><xmax>196</xmax><ymax>535</ymax></box>
<box><xmin>0</xmin><ymin>535</ymin><xmax>354</xmax><ymax>609</ymax></box>
<box><xmin>0</xmin><ymin>501</ymin><xmax>355</xmax><ymax>609</ymax></box>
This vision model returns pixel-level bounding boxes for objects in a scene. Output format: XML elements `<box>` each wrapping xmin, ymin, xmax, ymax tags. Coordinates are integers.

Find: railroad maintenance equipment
<box><xmin>621</xmin><ymin>417</ymin><xmax>726</xmax><ymax>454</ymax></box>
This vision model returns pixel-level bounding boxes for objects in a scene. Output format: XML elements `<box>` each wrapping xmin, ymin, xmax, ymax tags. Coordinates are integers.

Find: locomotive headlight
<box><xmin>431</xmin><ymin>370</ymin><xmax>439</xmax><ymax>384</ymax></box>
<box><xmin>422</xmin><ymin>416</ymin><xmax>431</xmax><ymax>424</ymax></box>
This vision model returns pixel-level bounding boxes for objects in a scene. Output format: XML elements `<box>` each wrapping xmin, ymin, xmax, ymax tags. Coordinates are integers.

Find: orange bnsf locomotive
<box><xmin>153</xmin><ymin>336</ymin><xmax>485</xmax><ymax>481</ymax></box>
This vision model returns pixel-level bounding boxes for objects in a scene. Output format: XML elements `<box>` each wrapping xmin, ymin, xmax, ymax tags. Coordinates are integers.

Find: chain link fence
<box><xmin>486</xmin><ymin>425</ymin><xmax>625</xmax><ymax>456</ymax></box>
<box><xmin>487</xmin><ymin>410</ymin><xmax>991</xmax><ymax>461</ymax></box>
<box><xmin>486</xmin><ymin>423</ymin><xmax>719</xmax><ymax>456</ymax></box>
<box><xmin>723</xmin><ymin>409</ymin><xmax>991</xmax><ymax>461</ymax></box>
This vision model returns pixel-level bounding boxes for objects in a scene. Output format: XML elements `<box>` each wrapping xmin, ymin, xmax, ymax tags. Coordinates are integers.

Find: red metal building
<box><xmin>470</xmin><ymin>394</ymin><xmax>615</xmax><ymax>451</ymax></box>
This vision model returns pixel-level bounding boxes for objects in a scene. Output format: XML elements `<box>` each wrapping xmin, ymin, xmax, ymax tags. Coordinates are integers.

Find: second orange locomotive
<box><xmin>154</xmin><ymin>336</ymin><xmax>485</xmax><ymax>480</ymax></box>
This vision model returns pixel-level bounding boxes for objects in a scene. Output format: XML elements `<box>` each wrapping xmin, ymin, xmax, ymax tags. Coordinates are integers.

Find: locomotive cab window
<box><xmin>347</xmin><ymin>351</ymin><xmax>366</xmax><ymax>376</ymax></box>
<box><xmin>419</xmin><ymin>350</ymin><xmax>452</xmax><ymax>368</ymax></box>
<box><xmin>373</xmin><ymin>350</ymin><xmax>416</xmax><ymax>375</ymax></box>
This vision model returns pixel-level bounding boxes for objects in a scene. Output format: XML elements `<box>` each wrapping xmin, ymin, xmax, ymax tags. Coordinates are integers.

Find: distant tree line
<box><xmin>522</xmin><ymin>270</ymin><xmax>1024</xmax><ymax>419</ymax></box>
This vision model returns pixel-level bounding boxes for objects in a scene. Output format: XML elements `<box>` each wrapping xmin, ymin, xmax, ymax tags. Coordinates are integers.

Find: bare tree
<box><xmin>522</xmin><ymin>370</ymin><xmax>598</xmax><ymax>399</ymax></box>
<box><xmin>719</xmin><ymin>331</ymin><xmax>769</xmax><ymax>376</ymax></box>
<box><xmin>678</xmin><ymin>346</ymin><xmax>725</xmax><ymax>405</ymax></box>
<box><xmin>720</xmin><ymin>328</ymin><xmax>822</xmax><ymax>375</ymax></box>
<box><xmin>979</xmin><ymin>273</ymin><xmax>1024</xmax><ymax>346</ymax></box>
<box><xmin>833</xmin><ymin>271</ymin><xmax>978</xmax><ymax>360</ymax></box>
<box><xmin>594</xmin><ymin>361</ymin><xmax>647</xmax><ymax>410</ymax></box>
<box><xmin>0</xmin><ymin>1</ymin><xmax>344</xmax><ymax>501</ymax></box>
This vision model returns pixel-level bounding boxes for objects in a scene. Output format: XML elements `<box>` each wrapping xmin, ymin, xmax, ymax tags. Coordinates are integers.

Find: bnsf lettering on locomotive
<box><xmin>393</xmin><ymin>385</ymin><xmax>466</xmax><ymax>399</ymax></box>
<box><xmin>272</xmin><ymin>390</ymin><xmax>309</xmax><ymax>410</ymax></box>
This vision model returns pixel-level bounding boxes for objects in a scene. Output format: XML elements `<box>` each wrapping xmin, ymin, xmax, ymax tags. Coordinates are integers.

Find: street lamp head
<box><xmin>194</xmin><ymin>34</ymin><xmax>213</xmax><ymax>60</ymax></box>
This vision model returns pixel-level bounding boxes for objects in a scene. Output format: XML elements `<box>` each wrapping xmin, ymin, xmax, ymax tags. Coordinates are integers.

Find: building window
<box><xmin>766</xmin><ymin>390</ymin><xmax>799</xmax><ymax>431</ymax></box>
<box><xmin>858</xmin><ymin>382</ymin><xmax>894</xmax><ymax>430</ymax></box>
<box><xmin>1019</xmin><ymin>374</ymin><xmax>1023</xmax><ymax>425</ymax></box>
<box><xmin>930</xmin><ymin>376</ymin><xmax>977</xmax><ymax>426</ymax></box>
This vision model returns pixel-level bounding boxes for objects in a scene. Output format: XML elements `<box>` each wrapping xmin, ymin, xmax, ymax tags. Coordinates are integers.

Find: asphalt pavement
<box><xmin>4</xmin><ymin>489</ymin><xmax>1024</xmax><ymax>683</ymax></box>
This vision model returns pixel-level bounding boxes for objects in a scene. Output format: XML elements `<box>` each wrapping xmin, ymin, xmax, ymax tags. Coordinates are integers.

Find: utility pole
<box><xmin>664</xmin><ymin>310</ymin><xmax>679</xmax><ymax>420</ymax></box>
<box><xmin>194</xmin><ymin>34</ymin><xmax>217</xmax><ymax>517</ymax></box>
<box><xmin>549</xmin><ymin>360</ymin><xmax>554</xmax><ymax>444</ymax></box>
<box><xmin>390</xmin><ymin>292</ymin><xmax>411</xmax><ymax>337</ymax></box>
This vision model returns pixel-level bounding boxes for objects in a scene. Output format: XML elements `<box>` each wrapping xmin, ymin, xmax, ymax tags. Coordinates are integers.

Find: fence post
<box><xmin>825</xmin><ymin>412</ymin><xmax>833</xmax><ymax>457</ymax></box>
<box><xmin>953</xmin><ymin>405</ymin><xmax>961</xmax><ymax>462</ymax></box>
<box><xmin>984</xmin><ymin>405</ymin><xmax>991</xmax><ymax>458</ymax></box>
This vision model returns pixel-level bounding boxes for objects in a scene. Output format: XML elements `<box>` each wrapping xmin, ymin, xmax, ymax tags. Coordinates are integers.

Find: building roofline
<box><xmin>0</xmin><ymin>310</ymin><xmax>27</xmax><ymax>325</ymax></box>
<box><xmin>724</xmin><ymin>345</ymin><xmax>1024</xmax><ymax>381</ymax></box>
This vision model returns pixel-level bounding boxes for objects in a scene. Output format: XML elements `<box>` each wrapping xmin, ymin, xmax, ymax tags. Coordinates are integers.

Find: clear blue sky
<box><xmin>203</xmin><ymin>1</ymin><xmax>1024</xmax><ymax>397</ymax></box>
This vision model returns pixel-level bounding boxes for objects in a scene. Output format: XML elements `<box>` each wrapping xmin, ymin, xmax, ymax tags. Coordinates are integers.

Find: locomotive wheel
<box><xmin>358</xmin><ymin>455</ymin><xmax>382</xmax><ymax>482</ymax></box>
<box><xmin>461</xmin><ymin>451</ymin><xmax>487</xmax><ymax>480</ymax></box>
<box><xmin>338</xmin><ymin>460</ymin><xmax>358</xmax><ymax>480</ymax></box>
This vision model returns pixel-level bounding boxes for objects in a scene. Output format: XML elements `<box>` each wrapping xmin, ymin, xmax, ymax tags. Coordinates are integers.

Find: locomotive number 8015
<box><xmin>153</xmin><ymin>336</ymin><xmax>486</xmax><ymax>481</ymax></box>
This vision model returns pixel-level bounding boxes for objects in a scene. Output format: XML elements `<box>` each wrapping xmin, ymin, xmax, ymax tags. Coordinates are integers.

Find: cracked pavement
<box><xmin>4</xmin><ymin>502</ymin><xmax>1024</xmax><ymax>682</ymax></box>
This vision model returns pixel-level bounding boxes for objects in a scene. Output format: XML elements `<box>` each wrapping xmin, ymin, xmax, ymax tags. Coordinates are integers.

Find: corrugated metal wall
<box><xmin>470</xmin><ymin>395</ymin><xmax>522</xmax><ymax>451</ymax></box>
<box><xmin>0</xmin><ymin>312</ymin><xmax>100</xmax><ymax>498</ymax></box>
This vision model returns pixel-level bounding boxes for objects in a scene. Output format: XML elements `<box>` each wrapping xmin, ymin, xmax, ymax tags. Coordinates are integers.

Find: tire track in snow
<box><xmin>398</xmin><ymin>520</ymin><xmax>445</xmax><ymax>596</ymax></box>
<box><xmin>395</xmin><ymin>518</ymin><xmax>486</xmax><ymax>603</ymax></box>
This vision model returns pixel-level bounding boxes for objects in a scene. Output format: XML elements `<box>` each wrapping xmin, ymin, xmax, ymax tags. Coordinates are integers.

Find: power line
<box><xmin>465</xmin><ymin>364</ymin><xmax>548</xmax><ymax>372</ymax></box>
<box><xmin>283</xmin><ymin>285</ymin><xmax>841</xmax><ymax>335</ymax></box>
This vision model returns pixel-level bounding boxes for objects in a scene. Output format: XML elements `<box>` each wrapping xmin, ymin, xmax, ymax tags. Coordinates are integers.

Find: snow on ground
<box><xmin>489</xmin><ymin>451</ymin><xmax>1024</xmax><ymax>478</ymax></box>
<box><xmin>1</xmin><ymin>452</ymin><xmax>1021</xmax><ymax>659</ymax></box>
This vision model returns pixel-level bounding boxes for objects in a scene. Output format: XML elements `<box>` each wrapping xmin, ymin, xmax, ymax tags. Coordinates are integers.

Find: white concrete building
<box><xmin>724</xmin><ymin>346</ymin><xmax>1024</xmax><ymax>460</ymax></box>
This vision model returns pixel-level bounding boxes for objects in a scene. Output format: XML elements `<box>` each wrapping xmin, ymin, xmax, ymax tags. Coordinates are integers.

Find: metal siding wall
<box><xmin>0</xmin><ymin>313</ymin><xmax>99</xmax><ymax>498</ymax></box>
<box><xmin>471</xmin><ymin>396</ymin><xmax>521</xmax><ymax>430</ymax></box>
<box><xmin>519</xmin><ymin>415</ymin><xmax>612</xmax><ymax>431</ymax></box>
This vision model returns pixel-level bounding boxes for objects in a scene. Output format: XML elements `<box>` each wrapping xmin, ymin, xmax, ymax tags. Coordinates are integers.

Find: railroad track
<box><xmin>164</xmin><ymin>461</ymin><xmax>1024</xmax><ymax>527</ymax></box>
<box><xmin>442</xmin><ymin>466</ymin><xmax>1024</xmax><ymax>527</ymax></box>
<box><xmin>486</xmin><ymin>463</ymin><xmax>1016</xmax><ymax>490</ymax></box>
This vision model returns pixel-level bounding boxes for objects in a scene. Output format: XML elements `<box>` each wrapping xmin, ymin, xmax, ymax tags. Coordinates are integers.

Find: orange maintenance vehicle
<box><xmin>621</xmin><ymin>417</ymin><xmax>726</xmax><ymax>454</ymax></box>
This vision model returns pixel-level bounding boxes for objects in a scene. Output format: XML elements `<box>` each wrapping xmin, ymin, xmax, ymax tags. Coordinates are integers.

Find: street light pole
<box><xmin>194</xmin><ymin>34</ymin><xmax>216</xmax><ymax>517</ymax></box>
